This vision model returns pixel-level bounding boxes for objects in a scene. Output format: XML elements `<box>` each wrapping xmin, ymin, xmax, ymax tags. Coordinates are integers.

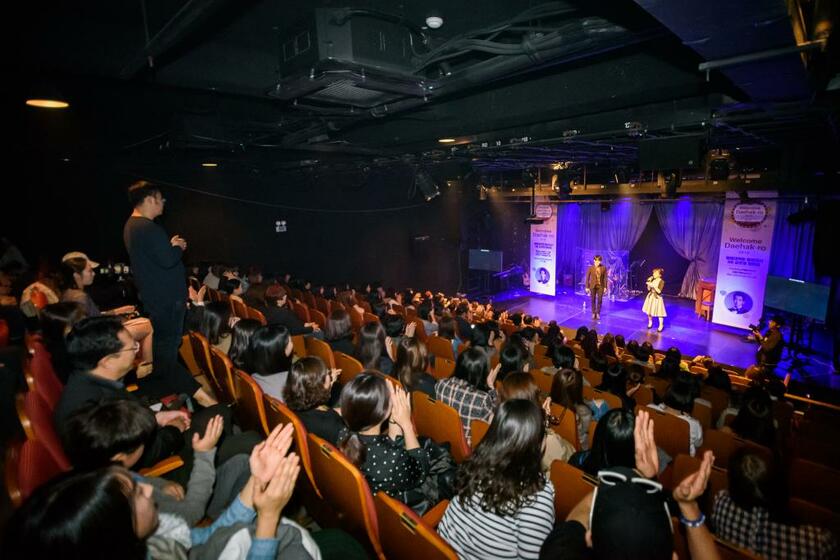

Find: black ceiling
<box><xmin>10</xmin><ymin>0</ymin><xmax>840</xmax><ymax>184</ymax></box>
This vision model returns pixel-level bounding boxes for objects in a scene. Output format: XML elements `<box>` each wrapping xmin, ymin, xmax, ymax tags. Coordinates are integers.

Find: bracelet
<box><xmin>679</xmin><ymin>511</ymin><xmax>706</xmax><ymax>528</ymax></box>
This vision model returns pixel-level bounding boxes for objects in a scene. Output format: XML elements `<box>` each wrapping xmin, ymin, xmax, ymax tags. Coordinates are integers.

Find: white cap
<box><xmin>61</xmin><ymin>251</ymin><xmax>100</xmax><ymax>269</ymax></box>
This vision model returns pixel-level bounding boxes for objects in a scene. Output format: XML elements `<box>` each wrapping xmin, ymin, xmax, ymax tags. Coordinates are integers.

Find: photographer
<box><xmin>749</xmin><ymin>316</ymin><xmax>784</xmax><ymax>376</ymax></box>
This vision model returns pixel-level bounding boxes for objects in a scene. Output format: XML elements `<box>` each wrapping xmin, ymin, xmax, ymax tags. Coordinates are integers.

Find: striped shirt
<box><xmin>438</xmin><ymin>481</ymin><xmax>556</xmax><ymax>560</ymax></box>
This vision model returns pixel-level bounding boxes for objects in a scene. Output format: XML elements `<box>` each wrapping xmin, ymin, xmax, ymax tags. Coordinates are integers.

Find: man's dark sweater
<box><xmin>262</xmin><ymin>305</ymin><xmax>313</xmax><ymax>335</ymax></box>
<box><xmin>123</xmin><ymin>216</ymin><xmax>186</xmax><ymax>310</ymax></box>
<box><xmin>54</xmin><ymin>372</ymin><xmax>183</xmax><ymax>469</ymax></box>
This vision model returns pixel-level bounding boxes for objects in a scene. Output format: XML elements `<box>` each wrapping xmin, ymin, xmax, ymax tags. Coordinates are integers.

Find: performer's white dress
<box><xmin>642</xmin><ymin>278</ymin><xmax>667</xmax><ymax>317</ymax></box>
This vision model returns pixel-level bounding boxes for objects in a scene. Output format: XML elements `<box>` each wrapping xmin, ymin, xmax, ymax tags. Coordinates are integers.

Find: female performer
<box><xmin>643</xmin><ymin>268</ymin><xmax>666</xmax><ymax>332</ymax></box>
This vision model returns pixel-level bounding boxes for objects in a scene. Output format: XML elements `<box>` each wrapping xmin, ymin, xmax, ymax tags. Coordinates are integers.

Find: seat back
<box><xmin>634</xmin><ymin>385</ymin><xmax>655</xmax><ymax>407</ymax></box>
<box><xmin>5</xmin><ymin>437</ymin><xmax>67</xmax><ymax>507</ymax></box>
<box><xmin>470</xmin><ymin>419</ymin><xmax>490</xmax><ymax>447</ymax></box>
<box><xmin>699</xmin><ymin>429</ymin><xmax>771</xmax><ymax>469</ymax></box>
<box><xmin>307</xmin><ymin>434</ymin><xmax>384</xmax><ymax>559</ymax></box>
<box><xmin>179</xmin><ymin>333</ymin><xmax>201</xmax><ymax>377</ymax></box>
<box><xmin>692</xmin><ymin>402</ymin><xmax>713</xmax><ymax>429</ymax></box>
<box><xmin>363</xmin><ymin>312</ymin><xmax>380</xmax><ymax>324</ymax></box>
<box><xmin>431</xmin><ymin>357</ymin><xmax>456</xmax><ymax>380</ymax></box>
<box><xmin>25</xmin><ymin>339</ymin><xmax>64</xmax><ymax>411</ymax></box>
<box><xmin>714</xmin><ymin>538</ymin><xmax>761</xmax><ymax>560</ymax></box>
<box><xmin>581</xmin><ymin>369</ymin><xmax>603</xmax><ymax>387</ymax></box>
<box><xmin>347</xmin><ymin>306</ymin><xmax>364</xmax><ymax>332</ymax></box>
<box><xmin>411</xmin><ymin>392</ymin><xmax>471</xmax><ymax>463</ymax></box>
<box><xmin>231</xmin><ymin>297</ymin><xmax>248</xmax><ymax>319</ymax></box>
<box><xmin>533</xmin><ymin>368</ymin><xmax>556</xmax><ymax>395</ymax></box>
<box><xmin>549</xmin><ymin>403</ymin><xmax>581</xmax><ymax>450</ymax></box>
<box><xmin>549</xmin><ymin>460</ymin><xmax>597</xmax><ymax>520</ymax></box>
<box><xmin>248</xmin><ymin>306</ymin><xmax>267</xmax><ymax>326</ymax></box>
<box><xmin>789</xmin><ymin>458</ymin><xmax>840</xmax><ymax>512</ymax></box>
<box><xmin>291</xmin><ymin>335</ymin><xmax>307</xmax><ymax>358</ymax></box>
<box><xmin>642</xmin><ymin>406</ymin><xmax>691</xmax><ymax>458</ymax></box>
<box><xmin>410</xmin><ymin>318</ymin><xmax>428</xmax><ymax>343</ymax></box>
<box><xmin>583</xmin><ymin>387</ymin><xmax>622</xmax><ymax>410</ymax></box>
<box><xmin>316</xmin><ymin>297</ymin><xmax>330</xmax><ymax>317</ymax></box>
<box><xmin>263</xmin><ymin>395</ymin><xmax>320</xmax><ymax>498</ymax></box>
<box><xmin>308</xmin><ymin>307</ymin><xmax>327</xmax><ymax>330</ymax></box>
<box><xmin>18</xmin><ymin>391</ymin><xmax>71</xmax><ymax>470</ymax></box>
<box><xmin>374</xmin><ymin>492</ymin><xmax>458</xmax><ymax>560</ymax></box>
<box><xmin>208</xmin><ymin>347</ymin><xmax>237</xmax><ymax>404</ymax></box>
<box><xmin>334</xmin><ymin>351</ymin><xmax>364</xmax><ymax>385</ymax></box>
<box><xmin>427</xmin><ymin>336</ymin><xmax>455</xmax><ymax>362</ymax></box>
<box><xmin>188</xmin><ymin>331</ymin><xmax>214</xmax><ymax>380</ymax></box>
<box><xmin>302</xmin><ymin>292</ymin><xmax>316</xmax><ymax>309</ymax></box>
<box><xmin>233</xmin><ymin>370</ymin><xmax>270</xmax><ymax>436</ymax></box>
<box><xmin>293</xmin><ymin>301</ymin><xmax>311</xmax><ymax>323</ymax></box>
<box><xmin>306</xmin><ymin>337</ymin><xmax>336</xmax><ymax>369</ymax></box>
<box><xmin>700</xmin><ymin>386</ymin><xmax>730</xmax><ymax>424</ymax></box>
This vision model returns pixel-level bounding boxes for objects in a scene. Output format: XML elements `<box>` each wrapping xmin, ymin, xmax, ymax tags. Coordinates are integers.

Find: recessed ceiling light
<box><xmin>26</xmin><ymin>99</ymin><xmax>69</xmax><ymax>109</ymax></box>
<box><xmin>438</xmin><ymin>138</ymin><xmax>456</xmax><ymax>143</ymax></box>
<box><xmin>202</xmin><ymin>162</ymin><xmax>218</xmax><ymax>168</ymax></box>
<box><xmin>426</xmin><ymin>12</ymin><xmax>444</xmax><ymax>29</ymax></box>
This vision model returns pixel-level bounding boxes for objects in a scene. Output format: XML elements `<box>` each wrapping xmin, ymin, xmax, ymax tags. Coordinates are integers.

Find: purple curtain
<box><xmin>655</xmin><ymin>200</ymin><xmax>724</xmax><ymax>299</ymax></box>
<box><xmin>770</xmin><ymin>200</ymin><xmax>822</xmax><ymax>283</ymax></box>
<box><xmin>578</xmin><ymin>201</ymin><xmax>653</xmax><ymax>252</ymax></box>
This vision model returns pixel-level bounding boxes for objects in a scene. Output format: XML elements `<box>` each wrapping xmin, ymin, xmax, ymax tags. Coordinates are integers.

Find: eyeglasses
<box><xmin>114</xmin><ymin>341</ymin><xmax>140</xmax><ymax>355</ymax></box>
<box><xmin>588</xmin><ymin>469</ymin><xmax>672</xmax><ymax>533</ymax></box>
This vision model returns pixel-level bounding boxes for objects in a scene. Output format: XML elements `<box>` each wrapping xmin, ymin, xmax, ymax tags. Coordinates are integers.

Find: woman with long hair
<box><xmin>393</xmin><ymin>337</ymin><xmax>437</xmax><ymax>397</ymax></box>
<box><xmin>248</xmin><ymin>325</ymin><xmax>294</xmax><ymax>401</ymax></box>
<box><xmin>581</xmin><ymin>328</ymin><xmax>599</xmax><ymax>359</ymax></box>
<box><xmin>337</xmin><ymin>373</ymin><xmax>429</xmax><ymax>496</ymax></box>
<box><xmin>500</xmin><ymin>372</ymin><xmax>575</xmax><ymax>468</ymax></box>
<box><xmin>438</xmin><ymin>399</ymin><xmax>555</xmax><ymax>559</ymax></box>
<box><xmin>437</xmin><ymin>315</ymin><xmax>462</xmax><ymax>357</ymax></box>
<box><xmin>227</xmin><ymin>318</ymin><xmax>261</xmax><ymax>371</ymax></box>
<box><xmin>435</xmin><ymin>347</ymin><xmax>499</xmax><ymax>444</ymax></box>
<box><xmin>197</xmin><ymin>301</ymin><xmax>234</xmax><ymax>354</ymax></box>
<box><xmin>355</xmin><ymin>321</ymin><xmax>394</xmax><ymax>374</ymax></box>
<box><xmin>39</xmin><ymin>301</ymin><xmax>86</xmax><ymax>383</ymax></box>
<box><xmin>549</xmin><ymin>368</ymin><xmax>607</xmax><ymax>450</ymax></box>
<box><xmin>284</xmin><ymin>356</ymin><xmax>344</xmax><ymax>444</ymax></box>
<box><xmin>568</xmin><ymin>408</ymin><xmax>636</xmax><ymax>476</ymax></box>
<box><xmin>325</xmin><ymin>309</ymin><xmax>355</xmax><ymax>356</ymax></box>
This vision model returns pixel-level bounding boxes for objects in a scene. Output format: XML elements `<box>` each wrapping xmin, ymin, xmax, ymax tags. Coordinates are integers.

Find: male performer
<box><xmin>585</xmin><ymin>255</ymin><xmax>608</xmax><ymax>320</ymax></box>
<box><xmin>749</xmin><ymin>316</ymin><xmax>785</xmax><ymax>375</ymax></box>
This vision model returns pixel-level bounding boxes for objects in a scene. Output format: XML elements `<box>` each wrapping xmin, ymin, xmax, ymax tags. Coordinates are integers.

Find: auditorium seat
<box><xmin>307</xmin><ymin>434</ymin><xmax>385</xmax><ymax>559</ymax></box>
<box><xmin>308</xmin><ymin>307</ymin><xmax>327</xmax><ymax>330</ymax></box>
<box><xmin>291</xmin><ymin>334</ymin><xmax>307</xmax><ymax>358</ymax></box>
<box><xmin>316</xmin><ymin>296</ymin><xmax>330</xmax><ymax>317</ymax></box>
<box><xmin>789</xmin><ymin>458</ymin><xmax>840</xmax><ymax>512</ymax></box>
<box><xmin>335</xmin><ymin>351</ymin><xmax>364</xmax><ymax>385</ymax></box>
<box><xmin>698</xmin><ymin>429</ymin><xmax>771</xmax><ymax>469</ymax></box>
<box><xmin>431</xmin><ymin>357</ymin><xmax>456</xmax><ymax>380</ymax></box>
<box><xmin>306</xmin><ymin>336</ymin><xmax>336</xmax><ymax>369</ymax></box>
<box><xmin>231</xmin><ymin>297</ymin><xmax>248</xmax><ymax>319</ymax></box>
<box><xmin>533</xmin><ymin>368</ymin><xmax>555</xmax><ymax>395</ymax></box>
<box><xmin>24</xmin><ymin>338</ymin><xmax>63</xmax><ymax>412</ymax></box>
<box><xmin>263</xmin><ymin>395</ymin><xmax>320</xmax><ymax>498</ymax></box>
<box><xmin>208</xmin><ymin>347</ymin><xmax>237</xmax><ymax>405</ymax></box>
<box><xmin>179</xmin><ymin>333</ymin><xmax>201</xmax><ymax>377</ymax></box>
<box><xmin>247</xmin><ymin>306</ymin><xmax>267</xmax><ymax>325</ymax></box>
<box><xmin>427</xmin><ymin>336</ymin><xmax>455</xmax><ymax>362</ymax></box>
<box><xmin>188</xmin><ymin>331</ymin><xmax>214</xmax><ymax>381</ymax></box>
<box><xmin>583</xmin><ymin>387</ymin><xmax>622</xmax><ymax>410</ymax></box>
<box><xmin>549</xmin><ymin>403</ymin><xmax>581</xmax><ymax>450</ymax></box>
<box><xmin>581</xmin><ymin>369</ymin><xmax>602</xmax><ymax>388</ymax></box>
<box><xmin>641</xmin><ymin>406</ymin><xmax>691</xmax><ymax>458</ymax></box>
<box><xmin>374</xmin><ymin>493</ymin><xmax>458</xmax><ymax>560</ymax></box>
<box><xmin>293</xmin><ymin>301</ymin><xmax>311</xmax><ymax>323</ymax></box>
<box><xmin>670</xmin><ymin>454</ymin><xmax>727</xmax><ymax>516</ymax></box>
<box><xmin>233</xmin><ymin>369</ymin><xmax>270</xmax><ymax>436</ymax></box>
<box><xmin>411</xmin><ymin>392</ymin><xmax>471</xmax><ymax>463</ymax></box>
<box><xmin>470</xmin><ymin>419</ymin><xmax>490</xmax><ymax>447</ymax></box>
<box><xmin>549</xmin><ymin>460</ymin><xmax>596</xmax><ymax>520</ymax></box>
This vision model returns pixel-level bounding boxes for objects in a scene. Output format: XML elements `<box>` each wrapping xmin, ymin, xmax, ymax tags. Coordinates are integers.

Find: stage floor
<box><xmin>490</xmin><ymin>288</ymin><xmax>839</xmax><ymax>399</ymax></box>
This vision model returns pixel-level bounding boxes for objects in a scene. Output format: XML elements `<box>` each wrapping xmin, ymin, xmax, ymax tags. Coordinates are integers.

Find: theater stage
<box><xmin>488</xmin><ymin>288</ymin><xmax>839</xmax><ymax>398</ymax></box>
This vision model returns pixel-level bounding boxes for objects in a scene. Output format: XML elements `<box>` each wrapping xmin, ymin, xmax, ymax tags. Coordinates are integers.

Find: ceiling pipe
<box><xmin>698</xmin><ymin>39</ymin><xmax>826</xmax><ymax>75</ymax></box>
<box><xmin>120</xmin><ymin>0</ymin><xmax>234</xmax><ymax>79</ymax></box>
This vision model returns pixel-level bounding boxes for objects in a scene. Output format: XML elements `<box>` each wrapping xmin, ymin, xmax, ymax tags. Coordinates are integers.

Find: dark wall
<box><xmin>3</xmin><ymin>156</ymin><xmax>467</xmax><ymax>293</ymax></box>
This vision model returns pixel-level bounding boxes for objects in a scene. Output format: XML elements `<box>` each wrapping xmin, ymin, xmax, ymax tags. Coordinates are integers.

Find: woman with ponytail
<box><xmin>337</xmin><ymin>373</ymin><xmax>429</xmax><ymax>495</ymax></box>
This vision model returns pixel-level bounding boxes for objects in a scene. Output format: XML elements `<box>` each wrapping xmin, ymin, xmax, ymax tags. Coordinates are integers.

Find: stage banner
<box><xmin>712</xmin><ymin>193</ymin><xmax>777</xmax><ymax>330</ymax></box>
<box><xmin>529</xmin><ymin>200</ymin><xmax>557</xmax><ymax>296</ymax></box>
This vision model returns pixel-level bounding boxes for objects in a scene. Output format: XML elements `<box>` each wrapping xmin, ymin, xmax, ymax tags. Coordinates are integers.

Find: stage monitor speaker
<box><xmin>468</xmin><ymin>249</ymin><xmax>503</xmax><ymax>272</ymax></box>
<box><xmin>638</xmin><ymin>136</ymin><xmax>703</xmax><ymax>170</ymax></box>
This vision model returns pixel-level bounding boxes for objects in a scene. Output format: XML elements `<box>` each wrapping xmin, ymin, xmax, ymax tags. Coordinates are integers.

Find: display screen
<box><xmin>763</xmin><ymin>276</ymin><xmax>830</xmax><ymax>321</ymax></box>
<box><xmin>468</xmin><ymin>249</ymin><xmax>503</xmax><ymax>272</ymax></box>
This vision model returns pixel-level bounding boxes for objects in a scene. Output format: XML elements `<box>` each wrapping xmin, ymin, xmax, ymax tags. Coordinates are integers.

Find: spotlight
<box><xmin>415</xmin><ymin>168</ymin><xmax>440</xmax><ymax>202</ymax></box>
<box><xmin>425</xmin><ymin>11</ymin><xmax>444</xmax><ymax>29</ymax></box>
<box><xmin>708</xmin><ymin>149</ymin><xmax>731</xmax><ymax>181</ymax></box>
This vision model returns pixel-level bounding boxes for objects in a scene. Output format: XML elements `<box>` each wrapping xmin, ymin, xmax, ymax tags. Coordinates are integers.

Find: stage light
<box><xmin>202</xmin><ymin>162</ymin><xmax>218</xmax><ymax>168</ymax></box>
<box><xmin>415</xmin><ymin>168</ymin><xmax>440</xmax><ymax>202</ymax></box>
<box><xmin>425</xmin><ymin>11</ymin><xmax>444</xmax><ymax>29</ymax></box>
<box><xmin>708</xmin><ymin>149</ymin><xmax>731</xmax><ymax>181</ymax></box>
<box><xmin>438</xmin><ymin>138</ymin><xmax>456</xmax><ymax>143</ymax></box>
<box><xmin>26</xmin><ymin>98</ymin><xmax>69</xmax><ymax>109</ymax></box>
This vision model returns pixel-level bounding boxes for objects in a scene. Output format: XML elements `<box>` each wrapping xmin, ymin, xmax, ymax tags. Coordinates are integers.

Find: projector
<box><xmin>524</xmin><ymin>215</ymin><xmax>545</xmax><ymax>225</ymax></box>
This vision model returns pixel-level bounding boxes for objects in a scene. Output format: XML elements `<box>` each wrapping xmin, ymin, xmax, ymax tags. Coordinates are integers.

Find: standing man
<box><xmin>123</xmin><ymin>181</ymin><xmax>215</xmax><ymax>406</ymax></box>
<box><xmin>749</xmin><ymin>316</ymin><xmax>785</xmax><ymax>377</ymax></box>
<box><xmin>585</xmin><ymin>254</ymin><xmax>608</xmax><ymax>321</ymax></box>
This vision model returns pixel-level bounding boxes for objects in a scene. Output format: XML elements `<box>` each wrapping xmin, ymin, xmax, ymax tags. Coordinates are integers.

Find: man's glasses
<box><xmin>114</xmin><ymin>341</ymin><xmax>140</xmax><ymax>355</ymax></box>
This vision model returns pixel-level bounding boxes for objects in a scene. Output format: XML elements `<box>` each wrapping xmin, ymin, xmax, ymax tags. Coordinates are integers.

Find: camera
<box><xmin>748</xmin><ymin>324</ymin><xmax>759</xmax><ymax>331</ymax></box>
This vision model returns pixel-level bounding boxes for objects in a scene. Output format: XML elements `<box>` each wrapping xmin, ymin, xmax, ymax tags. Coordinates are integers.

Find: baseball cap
<box><xmin>62</xmin><ymin>252</ymin><xmax>100</xmax><ymax>269</ymax></box>
<box><xmin>590</xmin><ymin>466</ymin><xmax>674</xmax><ymax>560</ymax></box>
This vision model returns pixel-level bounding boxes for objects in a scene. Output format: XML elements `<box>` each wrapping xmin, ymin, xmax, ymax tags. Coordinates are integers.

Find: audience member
<box><xmin>393</xmin><ymin>337</ymin><xmax>437</xmax><ymax>397</ymax></box>
<box><xmin>356</xmin><ymin>321</ymin><xmax>395</xmax><ymax>374</ymax></box>
<box><xmin>435</xmin><ymin>347</ymin><xmax>499</xmax><ymax>444</ymax></box>
<box><xmin>283</xmin><ymin>356</ymin><xmax>344</xmax><ymax>445</ymax></box>
<box><xmin>249</xmin><ymin>325</ymin><xmax>294</xmax><ymax>401</ymax></box>
<box><xmin>325</xmin><ymin>309</ymin><xmax>355</xmax><ymax>355</ymax></box>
